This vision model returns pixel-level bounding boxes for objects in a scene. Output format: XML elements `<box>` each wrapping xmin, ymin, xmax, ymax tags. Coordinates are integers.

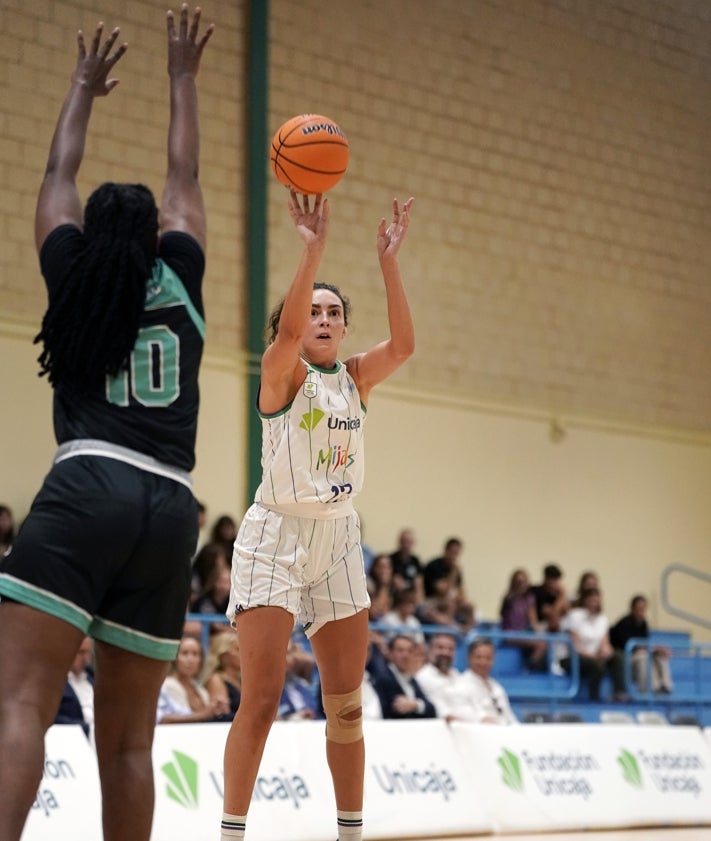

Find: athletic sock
<box><xmin>220</xmin><ymin>812</ymin><xmax>246</xmax><ymax>840</ymax></box>
<box><xmin>337</xmin><ymin>809</ymin><xmax>363</xmax><ymax>840</ymax></box>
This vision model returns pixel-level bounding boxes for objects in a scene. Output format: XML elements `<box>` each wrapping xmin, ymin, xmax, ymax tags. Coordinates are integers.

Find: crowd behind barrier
<box><xmin>185</xmin><ymin>613</ymin><xmax>711</xmax><ymax>726</ymax></box>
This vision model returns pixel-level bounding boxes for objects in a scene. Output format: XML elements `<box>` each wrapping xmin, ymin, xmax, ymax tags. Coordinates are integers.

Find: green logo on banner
<box><xmin>162</xmin><ymin>750</ymin><xmax>199</xmax><ymax>808</ymax></box>
<box><xmin>498</xmin><ymin>748</ymin><xmax>524</xmax><ymax>792</ymax></box>
<box><xmin>300</xmin><ymin>409</ymin><xmax>324</xmax><ymax>431</ymax></box>
<box><xmin>618</xmin><ymin>749</ymin><xmax>643</xmax><ymax>788</ymax></box>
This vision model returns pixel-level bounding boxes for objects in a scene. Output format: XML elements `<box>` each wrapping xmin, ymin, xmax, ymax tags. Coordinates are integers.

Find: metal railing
<box><xmin>623</xmin><ymin>637</ymin><xmax>711</xmax><ymax>704</ymax></box>
<box><xmin>661</xmin><ymin>563</ymin><xmax>711</xmax><ymax>631</ymax></box>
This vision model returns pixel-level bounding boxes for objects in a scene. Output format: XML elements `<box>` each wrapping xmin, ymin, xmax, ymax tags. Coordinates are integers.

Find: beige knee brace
<box><xmin>322</xmin><ymin>686</ymin><xmax>363</xmax><ymax>744</ymax></box>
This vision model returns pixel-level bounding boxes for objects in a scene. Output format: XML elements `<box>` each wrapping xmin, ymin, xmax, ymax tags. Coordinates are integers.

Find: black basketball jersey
<box><xmin>39</xmin><ymin>226</ymin><xmax>205</xmax><ymax>471</ymax></box>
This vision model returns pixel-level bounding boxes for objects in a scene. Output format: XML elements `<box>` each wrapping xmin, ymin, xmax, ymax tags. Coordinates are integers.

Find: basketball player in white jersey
<box><xmin>220</xmin><ymin>189</ymin><xmax>415</xmax><ymax>841</ymax></box>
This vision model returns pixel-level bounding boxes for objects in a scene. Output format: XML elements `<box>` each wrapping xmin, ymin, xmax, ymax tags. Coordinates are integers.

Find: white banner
<box><xmin>152</xmin><ymin>721</ymin><xmax>335</xmax><ymax>841</ymax></box>
<box><xmin>363</xmin><ymin>719</ymin><xmax>492</xmax><ymax>837</ymax></box>
<box><xmin>451</xmin><ymin>722</ymin><xmax>711</xmax><ymax>832</ymax></box>
<box><xmin>21</xmin><ymin>725</ymin><xmax>102</xmax><ymax>841</ymax></box>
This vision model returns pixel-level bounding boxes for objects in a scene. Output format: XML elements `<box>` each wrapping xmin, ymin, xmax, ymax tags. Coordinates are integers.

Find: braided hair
<box><xmin>35</xmin><ymin>182</ymin><xmax>159</xmax><ymax>388</ymax></box>
<box><xmin>265</xmin><ymin>282</ymin><xmax>351</xmax><ymax>345</ymax></box>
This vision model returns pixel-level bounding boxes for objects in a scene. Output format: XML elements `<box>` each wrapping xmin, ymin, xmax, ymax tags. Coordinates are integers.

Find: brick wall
<box><xmin>2</xmin><ymin>0</ymin><xmax>710</xmax><ymax>433</ymax></box>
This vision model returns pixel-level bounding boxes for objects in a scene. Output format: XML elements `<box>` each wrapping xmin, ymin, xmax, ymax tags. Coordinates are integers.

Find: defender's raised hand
<box><xmin>72</xmin><ymin>22</ymin><xmax>127</xmax><ymax>96</ymax></box>
<box><xmin>167</xmin><ymin>4</ymin><xmax>215</xmax><ymax>78</ymax></box>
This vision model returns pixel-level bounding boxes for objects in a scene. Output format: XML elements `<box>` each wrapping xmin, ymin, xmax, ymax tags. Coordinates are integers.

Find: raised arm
<box><xmin>159</xmin><ymin>4</ymin><xmax>214</xmax><ymax>249</ymax></box>
<box><xmin>259</xmin><ymin>190</ymin><xmax>330</xmax><ymax>413</ymax></box>
<box><xmin>345</xmin><ymin>197</ymin><xmax>415</xmax><ymax>403</ymax></box>
<box><xmin>34</xmin><ymin>23</ymin><xmax>127</xmax><ymax>252</ymax></box>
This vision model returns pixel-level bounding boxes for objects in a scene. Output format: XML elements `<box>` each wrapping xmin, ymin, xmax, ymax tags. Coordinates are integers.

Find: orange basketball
<box><xmin>270</xmin><ymin>114</ymin><xmax>349</xmax><ymax>195</ymax></box>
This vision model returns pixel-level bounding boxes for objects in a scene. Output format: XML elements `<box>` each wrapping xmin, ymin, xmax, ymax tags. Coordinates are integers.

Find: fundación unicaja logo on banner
<box><xmin>617</xmin><ymin>749</ymin><xmax>643</xmax><ymax>788</ymax></box>
<box><xmin>162</xmin><ymin>751</ymin><xmax>200</xmax><ymax>809</ymax></box>
<box><xmin>498</xmin><ymin>748</ymin><xmax>524</xmax><ymax>792</ymax></box>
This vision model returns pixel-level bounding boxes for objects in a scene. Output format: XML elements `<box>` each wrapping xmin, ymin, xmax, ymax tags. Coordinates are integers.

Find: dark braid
<box><xmin>35</xmin><ymin>183</ymin><xmax>159</xmax><ymax>388</ymax></box>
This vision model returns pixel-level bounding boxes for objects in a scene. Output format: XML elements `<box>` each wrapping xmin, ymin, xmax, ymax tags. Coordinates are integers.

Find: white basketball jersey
<box><xmin>255</xmin><ymin>360</ymin><xmax>366</xmax><ymax>510</ymax></box>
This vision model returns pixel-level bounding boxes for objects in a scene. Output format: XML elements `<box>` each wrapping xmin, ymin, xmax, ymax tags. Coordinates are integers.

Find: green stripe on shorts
<box><xmin>91</xmin><ymin>616</ymin><xmax>180</xmax><ymax>661</ymax></box>
<box><xmin>0</xmin><ymin>574</ymin><xmax>91</xmax><ymax>632</ymax></box>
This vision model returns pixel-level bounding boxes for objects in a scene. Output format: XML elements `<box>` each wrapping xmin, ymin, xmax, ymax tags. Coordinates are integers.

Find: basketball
<box><xmin>270</xmin><ymin>114</ymin><xmax>349</xmax><ymax>195</ymax></box>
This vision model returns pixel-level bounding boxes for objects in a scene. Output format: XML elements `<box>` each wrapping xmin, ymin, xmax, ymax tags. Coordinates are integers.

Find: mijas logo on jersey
<box><xmin>162</xmin><ymin>750</ymin><xmax>199</xmax><ymax>808</ymax></box>
<box><xmin>300</xmin><ymin>409</ymin><xmax>325</xmax><ymax>431</ymax></box>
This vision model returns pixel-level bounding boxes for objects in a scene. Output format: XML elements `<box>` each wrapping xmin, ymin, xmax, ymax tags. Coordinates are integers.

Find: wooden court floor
<box><xmin>422</xmin><ymin>829</ymin><xmax>711</xmax><ymax>841</ymax></box>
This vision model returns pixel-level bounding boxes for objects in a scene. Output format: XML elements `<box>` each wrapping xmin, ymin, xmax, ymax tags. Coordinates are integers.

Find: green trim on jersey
<box><xmin>145</xmin><ymin>259</ymin><xmax>206</xmax><ymax>339</ymax></box>
<box><xmin>91</xmin><ymin>617</ymin><xmax>179</xmax><ymax>661</ymax></box>
<box><xmin>0</xmin><ymin>575</ymin><xmax>91</xmax><ymax>632</ymax></box>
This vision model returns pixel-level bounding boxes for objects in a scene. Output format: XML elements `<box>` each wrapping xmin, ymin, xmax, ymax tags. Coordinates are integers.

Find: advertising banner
<box><xmin>451</xmin><ymin>722</ymin><xmax>711</xmax><ymax>833</ymax></box>
<box><xmin>152</xmin><ymin>721</ymin><xmax>335</xmax><ymax>841</ymax></box>
<box><xmin>362</xmin><ymin>719</ymin><xmax>492</xmax><ymax>837</ymax></box>
<box><xmin>22</xmin><ymin>725</ymin><xmax>102</xmax><ymax>841</ymax></box>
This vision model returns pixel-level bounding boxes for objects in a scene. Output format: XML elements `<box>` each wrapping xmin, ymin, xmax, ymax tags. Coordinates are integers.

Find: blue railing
<box><xmin>623</xmin><ymin>637</ymin><xmax>711</xmax><ymax>704</ymax></box>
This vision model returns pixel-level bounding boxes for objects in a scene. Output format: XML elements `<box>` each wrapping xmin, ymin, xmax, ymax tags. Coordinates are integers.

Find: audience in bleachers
<box><xmin>389</xmin><ymin>528</ymin><xmax>425</xmax><ymax>604</ymax></box>
<box><xmin>379</xmin><ymin>587</ymin><xmax>426</xmax><ymax>647</ymax></box>
<box><xmin>277</xmin><ymin>639</ymin><xmax>323</xmax><ymax>720</ymax></box>
<box><xmin>499</xmin><ymin>568</ymin><xmax>547</xmax><ymax>671</ymax></box>
<box><xmin>609</xmin><ymin>595</ymin><xmax>673</xmax><ymax>695</ymax></box>
<box><xmin>374</xmin><ymin>634</ymin><xmax>437</xmax><ymax>719</ymax></box>
<box><xmin>529</xmin><ymin>563</ymin><xmax>568</xmax><ymax>632</ymax></box>
<box><xmin>366</xmin><ymin>553</ymin><xmax>396</xmax><ymax>621</ymax></box>
<box><xmin>157</xmin><ymin>635</ymin><xmax>224</xmax><ymax>724</ymax></box>
<box><xmin>560</xmin><ymin>587</ymin><xmax>629</xmax><ymax>702</ymax></box>
<box><xmin>570</xmin><ymin>570</ymin><xmax>600</xmax><ymax>609</ymax></box>
<box><xmin>201</xmin><ymin>630</ymin><xmax>242</xmax><ymax>722</ymax></box>
<box><xmin>209</xmin><ymin>513</ymin><xmax>239</xmax><ymax>558</ymax></box>
<box><xmin>0</xmin><ymin>504</ymin><xmax>15</xmax><ymax>556</ymax></box>
<box><xmin>444</xmin><ymin>637</ymin><xmax>519</xmax><ymax>725</ymax></box>
<box><xmin>414</xmin><ymin>632</ymin><xmax>461</xmax><ymax>718</ymax></box>
<box><xmin>421</xmin><ymin>537</ymin><xmax>476</xmax><ymax>633</ymax></box>
<box><xmin>54</xmin><ymin>636</ymin><xmax>94</xmax><ymax>736</ymax></box>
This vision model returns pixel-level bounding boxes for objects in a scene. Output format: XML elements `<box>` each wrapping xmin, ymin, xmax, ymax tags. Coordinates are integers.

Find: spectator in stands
<box><xmin>0</xmin><ymin>504</ymin><xmax>15</xmax><ymax>556</ymax></box>
<box><xmin>379</xmin><ymin>587</ymin><xmax>426</xmax><ymax>647</ymax></box>
<box><xmin>190</xmin><ymin>541</ymin><xmax>231</xmax><ymax>610</ymax></box>
<box><xmin>570</xmin><ymin>570</ymin><xmax>600</xmax><ymax>608</ymax></box>
<box><xmin>277</xmin><ymin>639</ymin><xmax>323</xmax><ymax>720</ymax></box>
<box><xmin>54</xmin><ymin>636</ymin><xmax>94</xmax><ymax>736</ymax></box>
<box><xmin>609</xmin><ymin>595</ymin><xmax>673</xmax><ymax>694</ymax></box>
<box><xmin>193</xmin><ymin>499</ymin><xmax>208</xmax><ymax>557</ymax></box>
<box><xmin>366</xmin><ymin>553</ymin><xmax>396</xmax><ymax>620</ymax></box>
<box><xmin>499</xmin><ymin>568</ymin><xmax>547</xmax><ymax>671</ymax></box>
<box><xmin>358</xmin><ymin>514</ymin><xmax>376</xmax><ymax>574</ymax></box>
<box><xmin>210</xmin><ymin>513</ymin><xmax>239</xmax><ymax>557</ymax></box>
<box><xmin>415</xmin><ymin>632</ymin><xmax>461</xmax><ymax>718</ymax></box>
<box><xmin>374</xmin><ymin>635</ymin><xmax>437</xmax><ymax>719</ymax></box>
<box><xmin>560</xmin><ymin>587</ymin><xmax>629</xmax><ymax>702</ymax></box>
<box><xmin>202</xmin><ymin>631</ymin><xmax>242</xmax><ymax>721</ymax></box>
<box><xmin>193</xmin><ymin>565</ymin><xmax>231</xmax><ymax>617</ymax></box>
<box><xmin>157</xmin><ymin>635</ymin><xmax>224</xmax><ymax>723</ymax></box>
<box><xmin>530</xmin><ymin>563</ymin><xmax>568</xmax><ymax>631</ymax></box>
<box><xmin>389</xmin><ymin>528</ymin><xmax>424</xmax><ymax>603</ymax></box>
<box><xmin>422</xmin><ymin>537</ymin><xmax>476</xmax><ymax>632</ymax></box>
<box><xmin>445</xmin><ymin>637</ymin><xmax>519</xmax><ymax>725</ymax></box>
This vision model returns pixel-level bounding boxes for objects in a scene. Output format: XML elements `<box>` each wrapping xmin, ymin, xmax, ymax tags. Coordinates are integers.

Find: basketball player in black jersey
<box><xmin>0</xmin><ymin>7</ymin><xmax>213</xmax><ymax>840</ymax></box>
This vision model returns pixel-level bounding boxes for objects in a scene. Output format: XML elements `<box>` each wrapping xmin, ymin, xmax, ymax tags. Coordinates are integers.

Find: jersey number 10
<box><xmin>106</xmin><ymin>325</ymin><xmax>180</xmax><ymax>407</ymax></box>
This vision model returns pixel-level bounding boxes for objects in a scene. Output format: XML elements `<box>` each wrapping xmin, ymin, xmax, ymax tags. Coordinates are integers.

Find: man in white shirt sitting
<box><xmin>414</xmin><ymin>632</ymin><xmax>462</xmax><ymax>718</ymax></box>
<box><xmin>444</xmin><ymin>637</ymin><xmax>519</xmax><ymax>725</ymax></box>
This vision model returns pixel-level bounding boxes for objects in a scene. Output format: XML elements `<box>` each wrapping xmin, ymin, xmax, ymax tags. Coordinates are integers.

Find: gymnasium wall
<box><xmin>1</xmin><ymin>1</ymin><xmax>710</xmax><ymax>636</ymax></box>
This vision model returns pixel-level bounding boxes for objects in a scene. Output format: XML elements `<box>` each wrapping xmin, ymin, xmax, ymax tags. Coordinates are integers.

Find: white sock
<box><xmin>220</xmin><ymin>812</ymin><xmax>246</xmax><ymax>840</ymax></box>
<box><xmin>337</xmin><ymin>809</ymin><xmax>363</xmax><ymax>840</ymax></box>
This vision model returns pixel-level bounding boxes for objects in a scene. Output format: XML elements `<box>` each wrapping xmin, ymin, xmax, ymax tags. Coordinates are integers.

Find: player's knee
<box><xmin>322</xmin><ymin>686</ymin><xmax>362</xmax><ymax>744</ymax></box>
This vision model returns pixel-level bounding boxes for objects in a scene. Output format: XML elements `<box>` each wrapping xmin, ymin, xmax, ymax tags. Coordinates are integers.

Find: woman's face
<box><xmin>301</xmin><ymin>288</ymin><xmax>347</xmax><ymax>364</ymax></box>
<box><xmin>175</xmin><ymin>638</ymin><xmax>203</xmax><ymax>678</ymax></box>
